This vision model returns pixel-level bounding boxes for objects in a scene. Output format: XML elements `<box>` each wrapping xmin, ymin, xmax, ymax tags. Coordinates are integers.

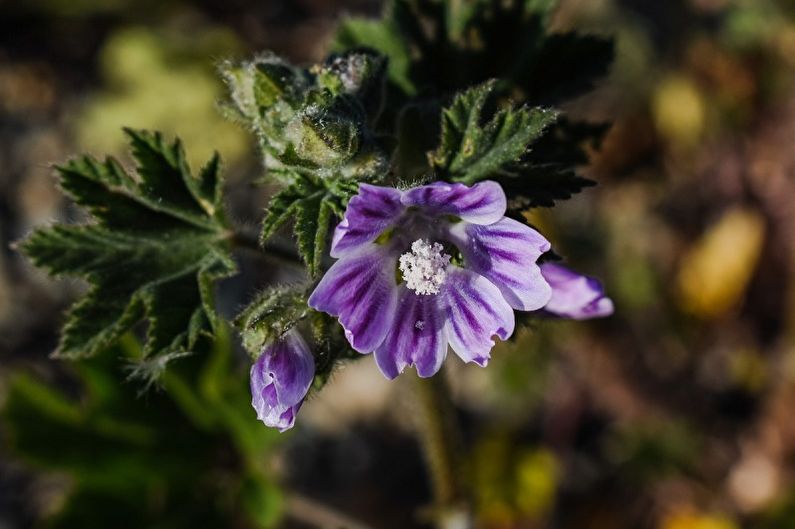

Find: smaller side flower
<box><xmin>540</xmin><ymin>262</ymin><xmax>613</xmax><ymax>320</ymax></box>
<box><xmin>250</xmin><ymin>330</ymin><xmax>315</xmax><ymax>432</ymax></box>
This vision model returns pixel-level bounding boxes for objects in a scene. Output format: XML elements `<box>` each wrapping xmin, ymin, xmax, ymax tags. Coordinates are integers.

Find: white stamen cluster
<box><xmin>399</xmin><ymin>239</ymin><xmax>451</xmax><ymax>296</ymax></box>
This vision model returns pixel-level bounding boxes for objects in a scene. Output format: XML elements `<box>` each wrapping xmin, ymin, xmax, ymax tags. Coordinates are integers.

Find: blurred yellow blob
<box><xmin>76</xmin><ymin>27</ymin><xmax>248</xmax><ymax>170</ymax></box>
<box><xmin>514</xmin><ymin>448</ymin><xmax>559</xmax><ymax>518</ymax></box>
<box><xmin>473</xmin><ymin>437</ymin><xmax>559</xmax><ymax>526</ymax></box>
<box><xmin>652</xmin><ymin>75</ymin><xmax>705</xmax><ymax>147</ymax></box>
<box><xmin>660</xmin><ymin>511</ymin><xmax>737</xmax><ymax>529</ymax></box>
<box><xmin>676</xmin><ymin>207</ymin><xmax>765</xmax><ymax>318</ymax></box>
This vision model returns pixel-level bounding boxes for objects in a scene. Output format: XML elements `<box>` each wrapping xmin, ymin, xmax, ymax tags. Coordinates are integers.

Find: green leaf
<box><xmin>498</xmin><ymin>118</ymin><xmax>606</xmax><ymax>209</ymax></box>
<box><xmin>500</xmin><ymin>164</ymin><xmax>594</xmax><ymax>209</ymax></box>
<box><xmin>1</xmin><ymin>334</ymin><xmax>282</xmax><ymax>529</ymax></box>
<box><xmin>518</xmin><ymin>32</ymin><xmax>614</xmax><ymax>106</ymax></box>
<box><xmin>333</xmin><ymin>0</ymin><xmax>613</xmax><ymax>105</ymax></box>
<box><xmin>21</xmin><ymin>129</ymin><xmax>237</xmax><ymax>362</ymax></box>
<box><xmin>431</xmin><ymin>81</ymin><xmax>558</xmax><ymax>185</ymax></box>
<box><xmin>260</xmin><ymin>176</ymin><xmax>358</xmax><ymax>277</ymax></box>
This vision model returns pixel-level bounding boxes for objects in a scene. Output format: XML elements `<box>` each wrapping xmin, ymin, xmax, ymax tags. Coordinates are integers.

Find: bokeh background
<box><xmin>3</xmin><ymin>0</ymin><xmax>795</xmax><ymax>528</ymax></box>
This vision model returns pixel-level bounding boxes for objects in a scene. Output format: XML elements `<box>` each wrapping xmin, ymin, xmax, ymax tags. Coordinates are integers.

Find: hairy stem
<box><xmin>227</xmin><ymin>229</ymin><xmax>303</xmax><ymax>268</ymax></box>
<box><xmin>413</xmin><ymin>370</ymin><xmax>471</xmax><ymax>529</ymax></box>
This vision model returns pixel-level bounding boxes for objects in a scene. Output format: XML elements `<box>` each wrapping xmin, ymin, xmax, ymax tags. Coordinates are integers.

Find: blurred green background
<box><xmin>3</xmin><ymin>0</ymin><xmax>795</xmax><ymax>528</ymax></box>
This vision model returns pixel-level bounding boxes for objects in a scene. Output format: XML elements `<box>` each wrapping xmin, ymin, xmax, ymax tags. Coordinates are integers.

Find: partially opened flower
<box><xmin>539</xmin><ymin>262</ymin><xmax>613</xmax><ymax>320</ymax></box>
<box><xmin>309</xmin><ymin>180</ymin><xmax>552</xmax><ymax>379</ymax></box>
<box><xmin>250</xmin><ymin>330</ymin><xmax>315</xmax><ymax>431</ymax></box>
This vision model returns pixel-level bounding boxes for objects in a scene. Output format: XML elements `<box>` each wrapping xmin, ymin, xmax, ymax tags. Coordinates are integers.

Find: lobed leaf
<box><xmin>1</xmin><ymin>334</ymin><xmax>281</xmax><ymax>528</ymax></box>
<box><xmin>260</xmin><ymin>176</ymin><xmax>358</xmax><ymax>277</ymax></box>
<box><xmin>431</xmin><ymin>81</ymin><xmax>559</xmax><ymax>185</ymax></box>
<box><xmin>334</xmin><ymin>0</ymin><xmax>614</xmax><ymax>105</ymax></box>
<box><xmin>21</xmin><ymin>129</ymin><xmax>236</xmax><ymax>362</ymax></box>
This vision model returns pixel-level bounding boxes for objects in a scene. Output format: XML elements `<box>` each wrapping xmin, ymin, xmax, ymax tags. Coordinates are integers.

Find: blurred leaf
<box><xmin>607</xmin><ymin>420</ymin><xmax>701</xmax><ymax>482</ymax></box>
<box><xmin>333</xmin><ymin>0</ymin><xmax>613</xmax><ymax>105</ymax></box>
<box><xmin>517</xmin><ymin>31</ymin><xmax>614</xmax><ymax>105</ymax></box>
<box><xmin>676</xmin><ymin>207</ymin><xmax>765</xmax><ymax>318</ymax></box>
<box><xmin>334</xmin><ymin>15</ymin><xmax>414</xmax><ymax>95</ymax></box>
<box><xmin>756</xmin><ymin>491</ymin><xmax>795</xmax><ymax>529</ymax></box>
<box><xmin>2</xmin><ymin>333</ymin><xmax>281</xmax><ymax>528</ymax></box>
<box><xmin>21</xmin><ymin>130</ymin><xmax>236</xmax><ymax>363</ymax></box>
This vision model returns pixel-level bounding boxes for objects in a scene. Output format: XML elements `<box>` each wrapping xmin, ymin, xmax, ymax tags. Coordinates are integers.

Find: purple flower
<box><xmin>309</xmin><ymin>181</ymin><xmax>552</xmax><ymax>379</ymax></box>
<box><xmin>250</xmin><ymin>330</ymin><xmax>315</xmax><ymax>431</ymax></box>
<box><xmin>539</xmin><ymin>262</ymin><xmax>613</xmax><ymax>320</ymax></box>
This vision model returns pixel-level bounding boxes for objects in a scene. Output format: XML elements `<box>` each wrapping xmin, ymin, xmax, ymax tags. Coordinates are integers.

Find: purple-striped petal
<box><xmin>250</xmin><ymin>330</ymin><xmax>314</xmax><ymax>432</ymax></box>
<box><xmin>401</xmin><ymin>181</ymin><xmax>506</xmax><ymax>225</ymax></box>
<box><xmin>540</xmin><ymin>263</ymin><xmax>614</xmax><ymax>320</ymax></box>
<box><xmin>266</xmin><ymin>333</ymin><xmax>315</xmax><ymax>407</ymax></box>
<box><xmin>331</xmin><ymin>184</ymin><xmax>404</xmax><ymax>258</ymax></box>
<box><xmin>375</xmin><ymin>287</ymin><xmax>447</xmax><ymax>379</ymax></box>
<box><xmin>441</xmin><ymin>268</ymin><xmax>515</xmax><ymax>367</ymax></box>
<box><xmin>308</xmin><ymin>244</ymin><xmax>399</xmax><ymax>353</ymax></box>
<box><xmin>448</xmin><ymin>217</ymin><xmax>552</xmax><ymax>311</ymax></box>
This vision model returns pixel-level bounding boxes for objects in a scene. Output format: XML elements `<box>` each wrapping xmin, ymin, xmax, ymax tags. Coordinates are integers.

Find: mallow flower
<box><xmin>250</xmin><ymin>330</ymin><xmax>314</xmax><ymax>432</ymax></box>
<box><xmin>308</xmin><ymin>180</ymin><xmax>552</xmax><ymax>379</ymax></box>
<box><xmin>539</xmin><ymin>262</ymin><xmax>614</xmax><ymax>320</ymax></box>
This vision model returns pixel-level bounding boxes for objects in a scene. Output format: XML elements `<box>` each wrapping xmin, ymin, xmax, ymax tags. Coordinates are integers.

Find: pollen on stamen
<box><xmin>399</xmin><ymin>239</ymin><xmax>451</xmax><ymax>295</ymax></box>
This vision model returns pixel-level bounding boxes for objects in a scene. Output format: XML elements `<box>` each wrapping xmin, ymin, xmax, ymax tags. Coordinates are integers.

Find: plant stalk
<box><xmin>412</xmin><ymin>370</ymin><xmax>471</xmax><ymax>529</ymax></box>
<box><xmin>228</xmin><ymin>229</ymin><xmax>303</xmax><ymax>268</ymax></box>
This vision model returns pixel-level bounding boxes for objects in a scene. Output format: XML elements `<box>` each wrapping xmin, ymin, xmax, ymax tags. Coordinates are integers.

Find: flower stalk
<box><xmin>412</xmin><ymin>369</ymin><xmax>471</xmax><ymax>529</ymax></box>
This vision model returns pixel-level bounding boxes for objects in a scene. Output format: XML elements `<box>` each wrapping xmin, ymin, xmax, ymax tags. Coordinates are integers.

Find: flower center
<box><xmin>399</xmin><ymin>239</ymin><xmax>451</xmax><ymax>295</ymax></box>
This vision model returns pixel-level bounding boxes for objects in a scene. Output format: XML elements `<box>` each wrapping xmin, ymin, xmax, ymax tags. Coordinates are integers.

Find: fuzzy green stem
<box><xmin>413</xmin><ymin>370</ymin><xmax>471</xmax><ymax>529</ymax></box>
<box><xmin>228</xmin><ymin>229</ymin><xmax>303</xmax><ymax>268</ymax></box>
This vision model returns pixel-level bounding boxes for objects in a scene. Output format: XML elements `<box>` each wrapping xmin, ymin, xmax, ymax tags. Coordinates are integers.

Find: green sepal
<box><xmin>234</xmin><ymin>286</ymin><xmax>361</xmax><ymax>391</ymax></box>
<box><xmin>315</xmin><ymin>50</ymin><xmax>388</xmax><ymax>121</ymax></box>
<box><xmin>220</xmin><ymin>54</ymin><xmax>388</xmax><ymax>184</ymax></box>
<box><xmin>234</xmin><ymin>285</ymin><xmax>310</xmax><ymax>357</ymax></box>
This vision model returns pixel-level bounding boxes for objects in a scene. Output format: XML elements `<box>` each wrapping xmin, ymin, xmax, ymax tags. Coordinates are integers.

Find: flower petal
<box><xmin>540</xmin><ymin>263</ymin><xmax>614</xmax><ymax>320</ymax></box>
<box><xmin>259</xmin><ymin>400</ymin><xmax>298</xmax><ymax>432</ymax></box>
<box><xmin>331</xmin><ymin>184</ymin><xmax>404</xmax><ymax>258</ymax></box>
<box><xmin>401</xmin><ymin>180</ymin><xmax>506</xmax><ymax>225</ymax></box>
<box><xmin>251</xmin><ymin>372</ymin><xmax>279</xmax><ymax>420</ymax></box>
<box><xmin>449</xmin><ymin>217</ymin><xmax>552</xmax><ymax>310</ymax></box>
<box><xmin>374</xmin><ymin>287</ymin><xmax>447</xmax><ymax>379</ymax></box>
<box><xmin>250</xmin><ymin>330</ymin><xmax>314</xmax><ymax>432</ymax></box>
<box><xmin>442</xmin><ymin>268</ymin><xmax>515</xmax><ymax>367</ymax></box>
<box><xmin>266</xmin><ymin>331</ymin><xmax>315</xmax><ymax>407</ymax></box>
<box><xmin>308</xmin><ymin>244</ymin><xmax>399</xmax><ymax>353</ymax></box>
